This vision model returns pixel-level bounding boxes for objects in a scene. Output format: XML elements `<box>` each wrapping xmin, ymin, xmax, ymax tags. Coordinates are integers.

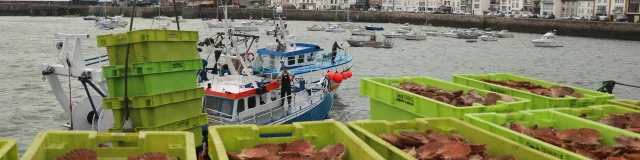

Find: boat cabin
<box><xmin>541</xmin><ymin>32</ymin><xmax>556</xmax><ymax>39</ymax></box>
<box><xmin>253</xmin><ymin>43</ymin><xmax>324</xmax><ymax>76</ymax></box>
<box><xmin>202</xmin><ymin>75</ymin><xmax>283</xmax><ymax>124</ymax></box>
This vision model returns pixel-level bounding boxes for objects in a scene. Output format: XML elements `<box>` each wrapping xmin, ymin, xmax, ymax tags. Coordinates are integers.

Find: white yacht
<box><xmin>532</xmin><ymin>31</ymin><xmax>564</xmax><ymax>47</ymax></box>
<box><xmin>444</xmin><ymin>29</ymin><xmax>460</xmax><ymax>38</ymax></box>
<box><xmin>382</xmin><ymin>31</ymin><xmax>405</xmax><ymax>38</ymax></box>
<box><xmin>396</xmin><ymin>28</ymin><xmax>410</xmax><ymax>33</ymax></box>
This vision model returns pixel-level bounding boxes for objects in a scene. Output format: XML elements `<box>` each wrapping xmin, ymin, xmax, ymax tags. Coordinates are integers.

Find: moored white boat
<box><xmin>306</xmin><ymin>24</ymin><xmax>325</xmax><ymax>31</ymax></box>
<box><xmin>444</xmin><ymin>29</ymin><xmax>460</xmax><ymax>38</ymax></box>
<box><xmin>382</xmin><ymin>31</ymin><xmax>405</xmax><ymax>38</ymax></box>
<box><xmin>479</xmin><ymin>32</ymin><xmax>498</xmax><ymax>41</ymax></box>
<box><xmin>234</xmin><ymin>22</ymin><xmax>259</xmax><ymax>32</ymax></box>
<box><xmin>325</xmin><ymin>25</ymin><xmax>345</xmax><ymax>32</ymax></box>
<box><xmin>349</xmin><ymin>28</ymin><xmax>372</xmax><ymax>36</ymax></box>
<box><xmin>400</xmin><ymin>23</ymin><xmax>412</xmax><ymax>31</ymax></box>
<box><xmin>532</xmin><ymin>31</ymin><xmax>564</xmax><ymax>47</ymax></box>
<box><xmin>404</xmin><ymin>31</ymin><xmax>426</xmax><ymax>40</ymax></box>
<box><xmin>497</xmin><ymin>30</ymin><xmax>515</xmax><ymax>38</ymax></box>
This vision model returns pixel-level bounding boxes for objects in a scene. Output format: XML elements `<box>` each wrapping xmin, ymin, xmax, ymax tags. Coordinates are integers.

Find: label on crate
<box><xmin>525</xmin><ymin>141</ymin><xmax>565</xmax><ymax>159</ymax></box>
<box><xmin>395</xmin><ymin>92</ymin><xmax>415</xmax><ymax>106</ymax></box>
<box><xmin>168</xmin><ymin>31</ymin><xmax>179</xmax><ymax>38</ymax></box>
<box><xmin>172</xmin><ymin>62</ymin><xmax>183</xmax><ymax>68</ymax></box>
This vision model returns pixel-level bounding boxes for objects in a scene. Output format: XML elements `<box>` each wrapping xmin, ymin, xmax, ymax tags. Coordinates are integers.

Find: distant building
<box><xmin>369</xmin><ymin>0</ymin><xmax>382</xmax><ymax>9</ymax></box>
<box><xmin>472</xmin><ymin>0</ymin><xmax>491</xmax><ymax>15</ymax></box>
<box><xmin>628</xmin><ymin>0</ymin><xmax>639</xmax><ymax>22</ymax></box>
<box><xmin>560</xmin><ymin>0</ymin><xmax>593</xmax><ymax>17</ymax></box>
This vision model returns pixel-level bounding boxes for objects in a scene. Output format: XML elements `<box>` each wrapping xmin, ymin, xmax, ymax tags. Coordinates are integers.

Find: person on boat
<box><xmin>218</xmin><ymin>17</ymin><xmax>222</xmax><ymax>21</ymax></box>
<box><xmin>277</xmin><ymin>66</ymin><xmax>294</xmax><ymax>107</ymax></box>
<box><xmin>276</xmin><ymin>39</ymin><xmax>286</xmax><ymax>52</ymax></box>
<box><xmin>230</xmin><ymin>16</ymin><xmax>235</xmax><ymax>22</ymax></box>
<box><xmin>331</xmin><ymin>41</ymin><xmax>342</xmax><ymax>63</ymax></box>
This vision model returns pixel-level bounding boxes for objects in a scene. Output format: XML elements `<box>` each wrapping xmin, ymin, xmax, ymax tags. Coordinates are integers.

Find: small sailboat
<box><xmin>532</xmin><ymin>31</ymin><xmax>563</xmax><ymax>47</ymax></box>
<box><xmin>496</xmin><ymin>30</ymin><xmax>515</xmax><ymax>38</ymax></box>
<box><xmin>83</xmin><ymin>15</ymin><xmax>98</xmax><ymax>20</ymax></box>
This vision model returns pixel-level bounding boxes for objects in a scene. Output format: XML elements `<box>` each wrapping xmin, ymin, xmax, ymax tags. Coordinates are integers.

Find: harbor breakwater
<box><xmin>2</xmin><ymin>4</ymin><xmax>639</xmax><ymax>41</ymax></box>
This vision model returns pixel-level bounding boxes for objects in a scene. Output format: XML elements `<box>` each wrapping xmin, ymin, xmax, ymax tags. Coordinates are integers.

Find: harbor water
<box><xmin>0</xmin><ymin>16</ymin><xmax>639</xmax><ymax>154</ymax></box>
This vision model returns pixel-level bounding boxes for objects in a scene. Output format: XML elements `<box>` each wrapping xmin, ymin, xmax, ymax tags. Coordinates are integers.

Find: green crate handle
<box><xmin>257</xmin><ymin>125</ymin><xmax>297</xmax><ymax>136</ymax></box>
<box><xmin>484</xmin><ymin>103</ymin><xmax>508</xmax><ymax>112</ymax></box>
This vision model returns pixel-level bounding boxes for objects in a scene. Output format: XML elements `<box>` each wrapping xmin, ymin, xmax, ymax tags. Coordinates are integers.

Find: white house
<box><xmin>610</xmin><ymin>0</ymin><xmax>625</xmax><ymax>19</ymax></box>
<box><xmin>426</xmin><ymin>0</ymin><xmax>440</xmax><ymax>10</ymax></box>
<box><xmin>472</xmin><ymin>0</ymin><xmax>491</xmax><ymax>15</ymax></box>
<box><xmin>595</xmin><ymin>0</ymin><xmax>609</xmax><ymax>16</ymax></box>
<box><xmin>540</xmin><ymin>0</ymin><xmax>562</xmax><ymax>15</ymax></box>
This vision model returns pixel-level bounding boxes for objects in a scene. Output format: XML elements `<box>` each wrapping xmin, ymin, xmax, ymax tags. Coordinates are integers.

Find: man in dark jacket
<box><xmin>331</xmin><ymin>41</ymin><xmax>341</xmax><ymax>63</ymax></box>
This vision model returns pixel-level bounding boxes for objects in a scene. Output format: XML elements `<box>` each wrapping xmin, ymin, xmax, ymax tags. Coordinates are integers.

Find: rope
<box><xmin>66</xmin><ymin>59</ymin><xmax>73</xmax><ymax>130</ymax></box>
<box><xmin>616</xmin><ymin>82</ymin><xmax>640</xmax><ymax>89</ymax></box>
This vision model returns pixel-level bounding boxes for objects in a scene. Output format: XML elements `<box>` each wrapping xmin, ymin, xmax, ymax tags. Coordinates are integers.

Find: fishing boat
<box><xmin>365</xmin><ymin>25</ymin><xmax>384</xmax><ymax>31</ymax></box>
<box><xmin>479</xmin><ymin>32</ymin><xmax>498</xmax><ymax>41</ymax></box>
<box><xmin>234</xmin><ymin>22</ymin><xmax>259</xmax><ymax>32</ymax></box>
<box><xmin>496</xmin><ymin>30</ymin><xmax>515</xmax><ymax>38</ymax></box>
<box><xmin>404</xmin><ymin>31</ymin><xmax>426</xmax><ymax>40</ymax></box>
<box><xmin>532</xmin><ymin>31</ymin><xmax>563</xmax><ymax>47</ymax></box>
<box><xmin>171</xmin><ymin>16</ymin><xmax>187</xmax><ymax>23</ymax></box>
<box><xmin>400</xmin><ymin>23</ymin><xmax>413</xmax><ymax>31</ymax></box>
<box><xmin>325</xmin><ymin>25</ymin><xmax>346</xmax><ymax>33</ymax></box>
<box><xmin>306</xmin><ymin>24</ymin><xmax>325</xmax><ymax>31</ymax></box>
<box><xmin>95</xmin><ymin>18</ymin><xmax>128</xmax><ymax>28</ymax></box>
<box><xmin>349</xmin><ymin>28</ymin><xmax>372</xmax><ymax>36</ymax></box>
<box><xmin>265</xmin><ymin>29</ymin><xmax>283</xmax><ymax>35</ymax></box>
<box><xmin>457</xmin><ymin>30</ymin><xmax>478</xmax><ymax>39</ymax></box>
<box><xmin>444</xmin><ymin>29</ymin><xmax>460</xmax><ymax>38</ymax></box>
<box><xmin>469</xmin><ymin>28</ymin><xmax>483</xmax><ymax>36</ymax></box>
<box><xmin>347</xmin><ymin>35</ymin><xmax>393</xmax><ymax>48</ymax></box>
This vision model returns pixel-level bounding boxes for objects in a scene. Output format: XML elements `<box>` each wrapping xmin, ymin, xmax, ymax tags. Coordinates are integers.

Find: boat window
<box><xmin>269</xmin><ymin>55</ymin><xmax>275</xmax><ymax>69</ymax></box>
<box><xmin>288</xmin><ymin>56</ymin><xmax>295</xmax><ymax>65</ymax></box>
<box><xmin>221</xmin><ymin>100</ymin><xmax>233</xmax><ymax>115</ymax></box>
<box><xmin>298</xmin><ymin>55</ymin><xmax>305</xmax><ymax>63</ymax></box>
<box><xmin>236</xmin><ymin>99</ymin><xmax>245</xmax><ymax>113</ymax></box>
<box><xmin>307</xmin><ymin>53</ymin><xmax>315</xmax><ymax>61</ymax></box>
<box><xmin>204</xmin><ymin>96</ymin><xmax>220</xmax><ymax>112</ymax></box>
<box><xmin>248</xmin><ymin>96</ymin><xmax>257</xmax><ymax>109</ymax></box>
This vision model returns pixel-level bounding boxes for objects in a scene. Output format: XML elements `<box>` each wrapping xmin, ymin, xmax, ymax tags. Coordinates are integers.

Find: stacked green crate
<box><xmin>0</xmin><ymin>139</ymin><xmax>18</xmax><ymax>160</ymax></box>
<box><xmin>97</xmin><ymin>29</ymin><xmax>205</xmax><ymax>144</ymax></box>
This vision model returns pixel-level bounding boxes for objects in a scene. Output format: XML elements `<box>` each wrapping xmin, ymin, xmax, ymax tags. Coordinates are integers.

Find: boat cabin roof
<box><xmin>543</xmin><ymin>32</ymin><xmax>556</xmax><ymax>37</ymax></box>
<box><xmin>203</xmin><ymin>75</ymin><xmax>280</xmax><ymax>99</ymax></box>
<box><xmin>256</xmin><ymin>43</ymin><xmax>324</xmax><ymax>57</ymax></box>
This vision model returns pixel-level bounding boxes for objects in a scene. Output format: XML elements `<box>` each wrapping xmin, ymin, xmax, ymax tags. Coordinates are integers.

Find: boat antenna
<box><xmin>173</xmin><ymin>0</ymin><xmax>180</xmax><ymax>30</ymax></box>
<box><xmin>121</xmin><ymin>0</ymin><xmax>137</xmax><ymax>132</ymax></box>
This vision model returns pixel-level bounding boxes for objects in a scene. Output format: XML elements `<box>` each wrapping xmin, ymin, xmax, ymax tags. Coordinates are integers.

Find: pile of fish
<box><xmin>599</xmin><ymin>113</ymin><xmax>640</xmax><ymax>133</ymax></box>
<box><xmin>480</xmin><ymin>79</ymin><xmax>583</xmax><ymax>98</ymax></box>
<box><xmin>56</xmin><ymin>148</ymin><xmax>179</xmax><ymax>160</ymax></box>
<box><xmin>509</xmin><ymin>122</ymin><xmax>640</xmax><ymax>159</ymax></box>
<box><xmin>226</xmin><ymin>140</ymin><xmax>345</xmax><ymax>160</ymax></box>
<box><xmin>397</xmin><ymin>82</ymin><xmax>516</xmax><ymax>107</ymax></box>
<box><xmin>379</xmin><ymin>130</ymin><xmax>517</xmax><ymax>160</ymax></box>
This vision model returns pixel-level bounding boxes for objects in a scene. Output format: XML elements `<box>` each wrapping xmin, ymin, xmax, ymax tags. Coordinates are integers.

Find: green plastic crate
<box><xmin>464</xmin><ymin>110</ymin><xmax>640</xmax><ymax>160</ymax></box>
<box><xmin>347</xmin><ymin>118</ymin><xmax>558</xmax><ymax>160</ymax></box>
<box><xmin>104</xmin><ymin>87</ymin><xmax>204</xmax><ymax>129</ymax></box>
<box><xmin>360</xmin><ymin>77</ymin><xmax>530</xmax><ymax>120</ymax></box>
<box><xmin>21</xmin><ymin>131</ymin><xmax>196</xmax><ymax>160</ymax></box>
<box><xmin>109</xmin><ymin>113</ymin><xmax>207</xmax><ymax>145</ymax></box>
<box><xmin>0</xmin><ymin>139</ymin><xmax>18</xmax><ymax>160</ymax></box>
<box><xmin>607</xmin><ymin>100</ymin><xmax>640</xmax><ymax>110</ymax></box>
<box><xmin>97</xmin><ymin>29</ymin><xmax>199</xmax><ymax>65</ymax></box>
<box><xmin>103</xmin><ymin>59</ymin><xmax>202</xmax><ymax>97</ymax></box>
<box><xmin>552</xmin><ymin>105</ymin><xmax>640</xmax><ymax>135</ymax></box>
<box><xmin>207</xmin><ymin>121</ymin><xmax>385</xmax><ymax>160</ymax></box>
<box><xmin>452</xmin><ymin>73</ymin><xmax>615</xmax><ymax>109</ymax></box>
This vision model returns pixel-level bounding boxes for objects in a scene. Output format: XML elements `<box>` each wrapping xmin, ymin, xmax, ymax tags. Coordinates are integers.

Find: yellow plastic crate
<box><xmin>21</xmin><ymin>131</ymin><xmax>196</xmax><ymax>160</ymax></box>
<box><xmin>0</xmin><ymin>139</ymin><xmax>18</xmax><ymax>160</ymax></box>
<box><xmin>208</xmin><ymin>121</ymin><xmax>385</xmax><ymax>160</ymax></box>
<box><xmin>96</xmin><ymin>29</ymin><xmax>199</xmax><ymax>65</ymax></box>
<box><xmin>347</xmin><ymin>118</ymin><xmax>559</xmax><ymax>160</ymax></box>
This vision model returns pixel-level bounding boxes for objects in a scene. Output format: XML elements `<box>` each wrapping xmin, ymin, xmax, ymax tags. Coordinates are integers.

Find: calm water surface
<box><xmin>0</xmin><ymin>16</ymin><xmax>638</xmax><ymax>153</ymax></box>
